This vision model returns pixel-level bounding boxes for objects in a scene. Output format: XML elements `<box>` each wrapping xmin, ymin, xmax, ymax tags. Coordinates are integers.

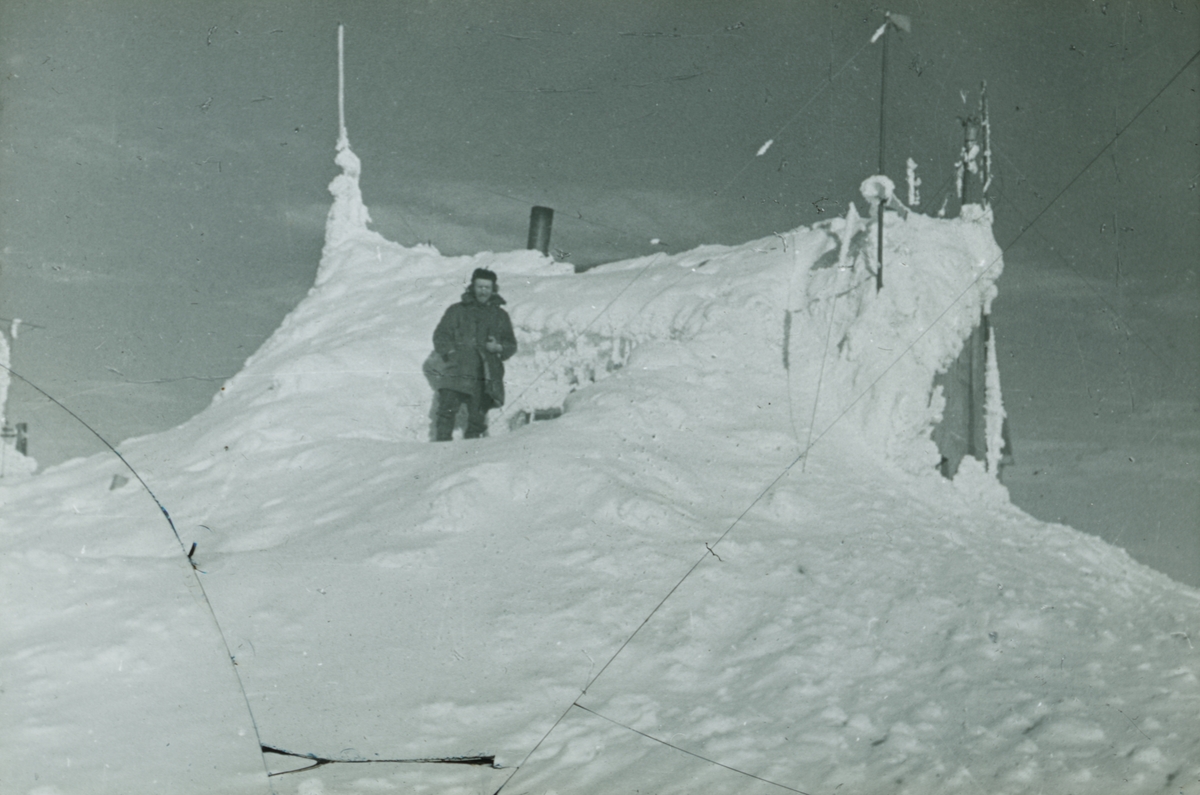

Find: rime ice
<box><xmin>0</xmin><ymin>139</ymin><xmax>1196</xmax><ymax>795</ymax></box>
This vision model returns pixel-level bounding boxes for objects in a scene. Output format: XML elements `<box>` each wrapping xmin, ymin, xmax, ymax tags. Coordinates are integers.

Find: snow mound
<box><xmin>157</xmin><ymin>168</ymin><xmax>1003</xmax><ymax>484</ymax></box>
<box><xmin>1</xmin><ymin>147</ymin><xmax>1196</xmax><ymax>795</ymax></box>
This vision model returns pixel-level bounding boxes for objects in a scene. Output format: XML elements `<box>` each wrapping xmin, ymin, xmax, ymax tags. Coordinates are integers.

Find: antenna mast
<box><xmin>337</xmin><ymin>23</ymin><xmax>348</xmax><ymax>149</ymax></box>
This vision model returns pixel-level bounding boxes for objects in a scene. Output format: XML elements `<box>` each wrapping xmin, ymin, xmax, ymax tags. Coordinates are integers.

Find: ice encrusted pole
<box><xmin>319</xmin><ymin>23</ymin><xmax>379</xmax><ymax>284</ymax></box>
<box><xmin>871</xmin><ymin>11</ymin><xmax>910</xmax><ymax>291</ymax></box>
<box><xmin>985</xmin><ymin>321</ymin><xmax>1006</xmax><ymax>474</ymax></box>
<box><xmin>337</xmin><ymin>23</ymin><xmax>347</xmax><ymax>150</ymax></box>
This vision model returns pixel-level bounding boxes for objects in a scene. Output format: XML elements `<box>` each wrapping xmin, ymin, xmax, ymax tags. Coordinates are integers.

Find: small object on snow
<box><xmin>260</xmin><ymin>744</ymin><xmax>497</xmax><ymax>775</ymax></box>
<box><xmin>756</xmin><ymin>139</ymin><xmax>774</xmax><ymax>156</ymax></box>
<box><xmin>988</xmin><ymin>631</ymin><xmax>998</xmax><ymax>643</ymax></box>
<box><xmin>650</xmin><ymin>238</ymin><xmax>661</xmax><ymax>245</ymax></box>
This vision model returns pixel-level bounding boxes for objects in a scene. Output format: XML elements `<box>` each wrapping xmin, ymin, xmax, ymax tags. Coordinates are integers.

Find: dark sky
<box><xmin>1</xmin><ymin>1</ymin><xmax>1197</xmax><ymax>491</ymax></box>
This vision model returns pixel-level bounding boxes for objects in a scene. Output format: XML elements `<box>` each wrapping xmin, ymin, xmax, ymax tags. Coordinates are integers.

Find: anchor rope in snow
<box><xmin>1</xmin><ymin>365</ymin><xmax>184</xmax><ymax>543</ymax></box>
<box><xmin>572</xmin><ymin>703</ymin><xmax>813</xmax><ymax>795</ymax></box>
<box><xmin>0</xmin><ymin>363</ymin><xmax>277</xmax><ymax>791</ymax></box>
<box><xmin>261</xmin><ymin>744</ymin><xmax>494</xmax><ymax>777</ymax></box>
<box><xmin>801</xmin><ymin>274</ymin><xmax>843</xmax><ymax>473</ymax></box>
<box><xmin>490</xmin><ymin>27</ymin><xmax>929</xmax><ymax>795</ymax></box>
<box><xmin>495</xmin><ymin>43</ymin><xmax>1200</xmax><ymax>795</ymax></box>
<box><xmin>783</xmin><ymin>233</ymin><xmax>803</xmax><ymax>451</ymax></box>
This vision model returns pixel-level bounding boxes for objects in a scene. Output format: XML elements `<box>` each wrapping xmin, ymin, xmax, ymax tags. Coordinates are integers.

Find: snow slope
<box><xmin>2</xmin><ymin>141</ymin><xmax>1197</xmax><ymax>795</ymax></box>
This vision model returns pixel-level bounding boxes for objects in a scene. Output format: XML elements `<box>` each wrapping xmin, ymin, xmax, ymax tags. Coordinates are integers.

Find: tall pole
<box><xmin>879</xmin><ymin>25</ymin><xmax>888</xmax><ymax>176</ymax></box>
<box><xmin>875</xmin><ymin>23</ymin><xmax>889</xmax><ymax>292</ymax></box>
<box><xmin>337</xmin><ymin>23</ymin><xmax>348</xmax><ymax>149</ymax></box>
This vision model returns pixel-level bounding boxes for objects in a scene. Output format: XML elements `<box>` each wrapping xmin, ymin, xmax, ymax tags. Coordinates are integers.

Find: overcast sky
<box><xmin>1</xmin><ymin>1</ymin><xmax>1197</xmax><ymax>574</ymax></box>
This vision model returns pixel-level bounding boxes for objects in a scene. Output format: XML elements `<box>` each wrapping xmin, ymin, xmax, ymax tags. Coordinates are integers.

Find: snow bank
<box><xmin>1</xmin><ymin>145</ymin><xmax>1196</xmax><ymax>795</ymax></box>
<box><xmin>162</xmin><ymin>162</ymin><xmax>1003</xmax><ymax>483</ymax></box>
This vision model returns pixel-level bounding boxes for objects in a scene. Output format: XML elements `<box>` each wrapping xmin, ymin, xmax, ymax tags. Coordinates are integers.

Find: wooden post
<box><xmin>15</xmin><ymin>422</ymin><xmax>26</xmax><ymax>456</ymax></box>
<box><xmin>527</xmin><ymin>206</ymin><xmax>554</xmax><ymax>255</ymax></box>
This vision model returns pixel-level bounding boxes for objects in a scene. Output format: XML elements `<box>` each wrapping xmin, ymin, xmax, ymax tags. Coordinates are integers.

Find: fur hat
<box><xmin>471</xmin><ymin>267</ymin><xmax>498</xmax><ymax>285</ymax></box>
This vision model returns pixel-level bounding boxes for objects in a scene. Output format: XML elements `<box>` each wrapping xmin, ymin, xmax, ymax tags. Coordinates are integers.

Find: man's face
<box><xmin>472</xmin><ymin>278</ymin><xmax>494</xmax><ymax>303</ymax></box>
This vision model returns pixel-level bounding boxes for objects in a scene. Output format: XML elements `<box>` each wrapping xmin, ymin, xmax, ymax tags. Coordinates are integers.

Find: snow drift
<box><xmin>1</xmin><ymin>139</ymin><xmax>1197</xmax><ymax>795</ymax></box>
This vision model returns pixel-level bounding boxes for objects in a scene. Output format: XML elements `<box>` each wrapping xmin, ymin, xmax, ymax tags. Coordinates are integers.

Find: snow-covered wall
<box><xmin>174</xmin><ymin>143</ymin><xmax>1002</xmax><ymax>478</ymax></box>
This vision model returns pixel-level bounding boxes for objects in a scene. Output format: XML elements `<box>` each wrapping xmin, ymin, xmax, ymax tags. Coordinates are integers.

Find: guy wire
<box><xmin>1</xmin><ymin>363</ymin><xmax>276</xmax><ymax>791</ymax></box>
<box><xmin>495</xmin><ymin>42</ymin><xmax>1200</xmax><ymax>795</ymax></box>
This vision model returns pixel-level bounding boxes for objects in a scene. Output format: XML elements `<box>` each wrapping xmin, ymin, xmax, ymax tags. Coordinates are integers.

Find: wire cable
<box><xmin>494</xmin><ymin>40</ymin><xmax>1200</xmax><ymax>795</ymax></box>
<box><xmin>0</xmin><ymin>363</ymin><xmax>277</xmax><ymax>792</ymax></box>
<box><xmin>572</xmin><ymin>703</ymin><xmax>813</xmax><ymax>795</ymax></box>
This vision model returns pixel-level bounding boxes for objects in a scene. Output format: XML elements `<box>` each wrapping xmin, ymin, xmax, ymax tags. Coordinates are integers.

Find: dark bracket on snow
<box><xmin>261</xmin><ymin>744</ymin><xmax>496</xmax><ymax>777</ymax></box>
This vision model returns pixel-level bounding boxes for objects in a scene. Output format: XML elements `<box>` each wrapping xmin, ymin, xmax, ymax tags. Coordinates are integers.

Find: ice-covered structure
<box><xmin>0</xmin><ymin>131</ymin><xmax>1195</xmax><ymax>795</ymax></box>
<box><xmin>194</xmin><ymin>135</ymin><xmax>1008</xmax><ymax>481</ymax></box>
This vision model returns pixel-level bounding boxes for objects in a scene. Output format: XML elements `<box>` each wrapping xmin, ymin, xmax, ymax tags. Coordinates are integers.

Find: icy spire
<box><xmin>985</xmin><ymin>322</ymin><xmax>1006</xmax><ymax>475</ymax></box>
<box><xmin>321</xmin><ymin>23</ymin><xmax>375</xmax><ymax>268</ymax></box>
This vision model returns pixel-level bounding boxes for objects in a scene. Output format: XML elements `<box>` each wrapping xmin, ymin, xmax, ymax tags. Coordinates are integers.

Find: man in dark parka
<box><xmin>431</xmin><ymin>268</ymin><xmax>517</xmax><ymax>441</ymax></box>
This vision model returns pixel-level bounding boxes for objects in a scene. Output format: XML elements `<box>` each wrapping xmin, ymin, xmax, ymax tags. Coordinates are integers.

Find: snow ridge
<box><xmin>1</xmin><ymin>153</ymin><xmax>1196</xmax><ymax>795</ymax></box>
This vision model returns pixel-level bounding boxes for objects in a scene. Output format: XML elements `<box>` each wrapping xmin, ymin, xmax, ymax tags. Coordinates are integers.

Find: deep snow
<box><xmin>1</xmin><ymin>138</ymin><xmax>1197</xmax><ymax>795</ymax></box>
